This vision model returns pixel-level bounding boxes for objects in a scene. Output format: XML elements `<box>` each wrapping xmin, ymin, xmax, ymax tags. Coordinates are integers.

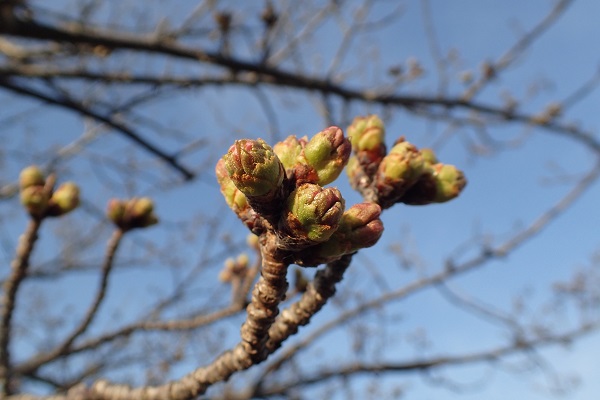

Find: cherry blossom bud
<box><xmin>432</xmin><ymin>164</ymin><xmax>467</xmax><ymax>203</ymax></box>
<box><xmin>375</xmin><ymin>140</ymin><xmax>425</xmax><ymax>207</ymax></box>
<box><xmin>47</xmin><ymin>182</ymin><xmax>80</xmax><ymax>216</ymax></box>
<box><xmin>302</xmin><ymin>126</ymin><xmax>351</xmax><ymax>185</ymax></box>
<box><xmin>348</xmin><ymin>115</ymin><xmax>385</xmax><ymax>153</ymax></box>
<box><xmin>273</xmin><ymin>135</ymin><xmax>305</xmax><ymax>172</ymax></box>
<box><xmin>281</xmin><ymin>183</ymin><xmax>344</xmax><ymax>243</ymax></box>
<box><xmin>20</xmin><ymin>186</ymin><xmax>48</xmax><ymax>218</ymax></box>
<box><xmin>223</xmin><ymin>139</ymin><xmax>284</xmax><ymax>197</ymax></box>
<box><xmin>215</xmin><ymin>158</ymin><xmax>249</xmax><ymax>212</ymax></box>
<box><xmin>19</xmin><ymin>165</ymin><xmax>45</xmax><ymax>189</ymax></box>
<box><xmin>402</xmin><ymin>163</ymin><xmax>467</xmax><ymax>205</ymax></box>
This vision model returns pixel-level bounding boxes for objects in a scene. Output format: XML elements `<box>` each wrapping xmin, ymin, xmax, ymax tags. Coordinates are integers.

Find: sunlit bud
<box><xmin>237</xmin><ymin>253</ymin><xmax>249</xmax><ymax>269</ymax></box>
<box><xmin>299</xmin><ymin>202</ymin><xmax>384</xmax><ymax>266</ymax></box>
<box><xmin>216</xmin><ymin>158</ymin><xmax>249</xmax><ymax>212</ymax></box>
<box><xmin>19</xmin><ymin>166</ymin><xmax>45</xmax><ymax>189</ymax></box>
<box><xmin>127</xmin><ymin>197</ymin><xmax>158</xmax><ymax>228</ymax></box>
<box><xmin>246</xmin><ymin>233</ymin><xmax>259</xmax><ymax>250</ymax></box>
<box><xmin>107</xmin><ymin>198</ymin><xmax>158</xmax><ymax>230</ymax></box>
<box><xmin>219</xmin><ymin>257</ymin><xmax>236</xmax><ymax>282</ymax></box>
<box><xmin>375</xmin><ymin>141</ymin><xmax>425</xmax><ymax>206</ymax></box>
<box><xmin>47</xmin><ymin>182</ymin><xmax>80</xmax><ymax>216</ymax></box>
<box><xmin>20</xmin><ymin>186</ymin><xmax>48</xmax><ymax>218</ymax></box>
<box><xmin>402</xmin><ymin>163</ymin><xmax>467</xmax><ymax>205</ymax></box>
<box><xmin>281</xmin><ymin>183</ymin><xmax>344</xmax><ymax>243</ymax></box>
<box><xmin>302</xmin><ymin>126</ymin><xmax>351</xmax><ymax>185</ymax></box>
<box><xmin>273</xmin><ymin>135</ymin><xmax>305</xmax><ymax>171</ymax></box>
<box><xmin>420</xmin><ymin>148</ymin><xmax>438</xmax><ymax>166</ymax></box>
<box><xmin>432</xmin><ymin>164</ymin><xmax>467</xmax><ymax>203</ymax></box>
<box><xmin>106</xmin><ymin>199</ymin><xmax>126</xmax><ymax>225</ymax></box>
<box><xmin>338</xmin><ymin>202</ymin><xmax>384</xmax><ymax>250</ymax></box>
<box><xmin>381</xmin><ymin>141</ymin><xmax>425</xmax><ymax>184</ymax></box>
<box><xmin>347</xmin><ymin>115</ymin><xmax>385</xmax><ymax>152</ymax></box>
<box><xmin>223</xmin><ymin>139</ymin><xmax>284</xmax><ymax>197</ymax></box>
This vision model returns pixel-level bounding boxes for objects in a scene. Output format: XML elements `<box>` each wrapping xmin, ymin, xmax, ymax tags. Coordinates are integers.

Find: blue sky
<box><xmin>2</xmin><ymin>0</ymin><xmax>600</xmax><ymax>398</ymax></box>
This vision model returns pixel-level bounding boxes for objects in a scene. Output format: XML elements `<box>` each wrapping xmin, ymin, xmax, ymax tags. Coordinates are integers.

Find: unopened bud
<box><xmin>216</xmin><ymin>159</ymin><xmax>249</xmax><ymax>212</ymax></box>
<box><xmin>273</xmin><ymin>135</ymin><xmax>305</xmax><ymax>172</ymax></box>
<box><xmin>432</xmin><ymin>164</ymin><xmax>467</xmax><ymax>203</ymax></box>
<box><xmin>19</xmin><ymin>166</ymin><xmax>45</xmax><ymax>189</ymax></box>
<box><xmin>47</xmin><ymin>182</ymin><xmax>80</xmax><ymax>216</ymax></box>
<box><xmin>420</xmin><ymin>148</ymin><xmax>438</xmax><ymax>165</ymax></box>
<box><xmin>20</xmin><ymin>186</ymin><xmax>48</xmax><ymax>218</ymax></box>
<box><xmin>302</xmin><ymin>126</ymin><xmax>351</xmax><ymax>185</ymax></box>
<box><xmin>246</xmin><ymin>233</ymin><xmax>259</xmax><ymax>250</ymax></box>
<box><xmin>281</xmin><ymin>183</ymin><xmax>344</xmax><ymax>243</ymax></box>
<box><xmin>375</xmin><ymin>141</ymin><xmax>425</xmax><ymax>207</ymax></box>
<box><xmin>223</xmin><ymin>139</ymin><xmax>284</xmax><ymax>197</ymax></box>
<box><xmin>107</xmin><ymin>199</ymin><xmax>126</xmax><ymax>225</ymax></box>
<box><xmin>107</xmin><ymin>197</ymin><xmax>158</xmax><ymax>230</ymax></box>
<box><xmin>294</xmin><ymin>203</ymin><xmax>383</xmax><ymax>266</ymax></box>
<box><xmin>401</xmin><ymin>163</ymin><xmax>467</xmax><ymax>205</ymax></box>
<box><xmin>348</xmin><ymin>115</ymin><xmax>385</xmax><ymax>152</ymax></box>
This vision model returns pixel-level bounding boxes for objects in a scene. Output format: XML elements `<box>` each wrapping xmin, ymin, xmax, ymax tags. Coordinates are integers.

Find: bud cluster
<box><xmin>346</xmin><ymin>117</ymin><xmax>467</xmax><ymax>209</ymax></box>
<box><xmin>106</xmin><ymin>197</ymin><xmax>158</xmax><ymax>231</ymax></box>
<box><xmin>19</xmin><ymin>166</ymin><xmax>80</xmax><ymax>219</ymax></box>
<box><xmin>217</xmin><ymin>126</ymin><xmax>386</xmax><ymax>266</ymax></box>
<box><xmin>216</xmin><ymin>116</ymin><xmax>466</xmax><ymax>267</ymax></box>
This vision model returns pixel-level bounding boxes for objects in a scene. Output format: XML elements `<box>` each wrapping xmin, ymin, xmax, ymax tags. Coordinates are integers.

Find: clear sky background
<box><xmin>2</xmin><ymin>0</ymin><xmax>600</xmax><ymax>399</ymax></box>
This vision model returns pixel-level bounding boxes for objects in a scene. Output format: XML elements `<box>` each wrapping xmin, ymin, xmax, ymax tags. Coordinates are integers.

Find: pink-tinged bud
<box><xmin>281</xmin><ymin>183</ymin><xmax>345</xmax><ymax>243</ymax></box>
<box><xmin>47</xmin><ymin>182</ymin><xmax>80</xmax><ymax>216</ymax></box>
<box><xmin>348</xmin><ymin>115</ymin><xmax>385</xmax><ymax>152</ymax></box>
<box><xmin>19</xmin><ymin>166</ymin><xmax>45</xmax><ymax>189</ymax></box>
<box><xmin>401</xmin><ymin>163</ymin><xmax>467</xmax><ymax>205</ymax></box>
<box><xmin>338</xmin><ymin>202</ymin><xmax>384</xmax><ymax>250</ymax></box>
<box><xmin>216</xmin><ymin>158</ymin><xmax>249</xmax><ymax>212</ymax></box>
<box><xmin>302</xmin><ymin>126</ymin><xmax>351</xmax><ymax>185</ymax></box>
<box><xmin>293</xmin><ymin>202</ymin><xmax>384</xmax><ymax>266</ymax></box>
<box><xmin>374</xmin><ymin>140</ymin><xmax>425</xmax><ymax>207</ymax></box>
<box><xmin>273</xmin><ymin>135</ymin><xmax>305</xmax><ymax>172</ymax></box>
<box><xmin>223</xmin><ymin>139</ymin><xmax>284</xmax><ymax>197</ymax></box>
<box><xmin>432</xmin><ymin>163</ymin><xmax>467</xmax><ymax>203</ymax></box>
<box><xmin>20</xmin><ymin>186</ymin><xmax>48</xmax><ymax>218</ymax></box>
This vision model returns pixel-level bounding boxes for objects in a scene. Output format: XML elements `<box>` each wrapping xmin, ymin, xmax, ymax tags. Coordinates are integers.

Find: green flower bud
<box><xmin>223</xmin><ymin>139</ymin><xmax>284</xmax><ymax>197</ymax></box>
<box><xmin>294</xmin><ymin>202</ymin><xmax>383</xmax><ymax>266</ymax></box>
<box><xmin>401</xmin><ymin>163</ymin><xmax>467</xmax><ymax>205</ymax></box>
<box><xmin>47</xmin><ymin>182</ymin><xmax>80</xmax><ymax>216</ymax></box>
<box><xmin>337</xmin><ymin>202</ymin><xmax>384</xmax><ymax>250</ymax></box>
<box><xmin>215</xmin><ymin>159</ymin><xmax>249</xmax><ymax>212</ymax></box>
<box><xmin>19</xmin><ymin>166</ymin><xmax>45</xmax><ymax>189</ymax></box>
<box><xmin>127</xmin><ymin>197</ymin><xmax>158</xmax><ymax>228</ymax></box>
<box><xmin>375</xmin><ymin>140</ymin><xmax>425</xmax><ymax>207</ymax></box>
<box><xmin>380</xmin><ymin>141</ymin><xmax>425</xmax><ymax>184</ymax></box>
<box><xmin>107</xmin><ymin>197</ymin><xmax>158</xmax><ymax>230</ymax></box>
<box><xmin>348</xmin><ymin>115</ymin><xmax>385</xmax><ymax>152</ymax></box>
<box><xmin>302</xmin><ymin>126</ymin><xmax>351</xmax><ymax>185</ymax></box>
<box><xmin>20</xmin><ymin>186</ymin><xmax>48</xmax><ymax>218</ymax></box>
<box><xmin>420</xmin><ymin>148</ymin><xmax>438</xmax><ymax>166</ymax></box>
<box><xmin>129</xmin><ymin>197</ymin><xmax>153</xmax><ymax>219</ymax></box>
<box><xmin>433</xmin><ymin>163</ymin><xmax>467</xmax><ymax>203</ymax></box>
<box><xmin>106</xmin><ymin>199</ymin><xmax>126</xmax><ymax>225</ymax></box>
<box><xmin>273</xmin><ymin>135</ymin><xmax>305</xmax><ymax>171</ymax></box>
<box><xmin>281</xmin><ymin>183</ymin><xmax>345</xmax><ymax>243</ymax></box>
